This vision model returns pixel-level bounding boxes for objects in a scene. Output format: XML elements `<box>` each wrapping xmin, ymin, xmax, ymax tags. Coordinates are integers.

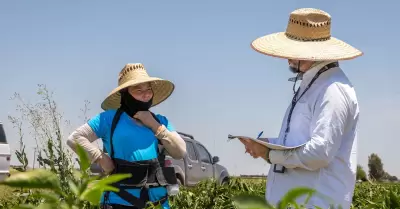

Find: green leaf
<box><xmin>388</xmin><ymin>190</ymin><xmax>400</xmax><ymax>208</ymax></box>
<box><xmin>78</xmin><ymin>174</ymin><xmax>130</xmax><ymax>206</ymax></box>
<box><xmin>79</xmin><ymin>185</ymin><xmax>104</xmax><ymax>206</ymax></box>
<box><xmin>32</xmin><ymin>192</ymin><xmax>60</xmax><ymax>203</ymax></box>
<box><xmin>13</xmin><ymin>205</ymin><xmax>36</xmax><ymax>209</ymax></box>
<box><xmin>68</xmin><ymin>180</ymin><xmax>79</xmax><ymax>196</ymax></box>
<box><xmin>0</xmin><ymin>169</ymin><xmax>62</xmax><ymax>193</ymax></box>
<box><xmin>34</xmin><ymin>203</ymin><xmax>55</xmax><ymax>209</ymax></box>
<box><xmin>75</xmin><ymin>144</ymin><xmax>90</xmax><ymax>172</ymax></box>
<box><xmin>72</xmin><ymin>169</ymin><xmax>82</xmax><ymax>180</ymax></box>
<box><xmin>101</xmin><ymin>185</ymin><xmax>120</xmax><ymax>192</ymax></box>
<box><xmin>232</xmin><ymin>194</ymin><xmax>272</xmax><ymax>209</ymax></box>
<box><xmin>89</xmin><ymin>175</ymin><xmax>101</xmax><ymax>181</ymax></box>
<box><xmin>277</xmin><ymin>187</ymin><xmax>316</xmax><ymax>209</ymax></box>
<box><xmin>80</xmin><ymin>183</ymin><xmax>120</xmax><ymax>205</ymax></box>
<box><xmin>95</xmin><ymin>173</ymin><xmax>132</xmax><ymax>186</ymax></box>
<box><xmin>79</xmin><ymin>179</ymin><xmax>90</xmax><ymax>195</ymax></box>
<box><xmin>59</xmin><ymin>203</ymin><xmax>71</xmax><ymax>209</ymax></box>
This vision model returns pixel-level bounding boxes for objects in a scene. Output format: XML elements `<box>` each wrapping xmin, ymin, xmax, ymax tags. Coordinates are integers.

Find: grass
<box><xmin>238</xmin><ymin>177</ymin><xmax>267</xmax><ymax>184</ymax></box>
<box><xmin>3</xmin><ymin>85</ymin><xmax>398</xmax><ymax>209</ymax></box>
<box><xmin>0</xmin><ymin>184</ymin><xmax>15</xmax><ymax>202</ymax></box>
<box><xmin>1</xmin><ymin>170</ymin><xmax>400</xmax><ymax>208</ymax></box>
<box><xmin>0</xmin><ymin>168</ymin><xmax>23</xmax><ymax>207</ymax></box>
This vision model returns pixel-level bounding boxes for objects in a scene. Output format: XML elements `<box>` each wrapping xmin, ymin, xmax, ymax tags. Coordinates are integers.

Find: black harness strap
<box><xmin>110</xmin><ymin>108</ymin><xmax>124</xmax><ymax>164</ymax></box>
<box><xmin>103</xmin><ymin>109</ymin><xmax>168</xmax><ymax>208</ymax></box>
<box><xmin>150</xmin><ymin>112</ymin><xmax>167</xmax><ymax>168</ymax></box>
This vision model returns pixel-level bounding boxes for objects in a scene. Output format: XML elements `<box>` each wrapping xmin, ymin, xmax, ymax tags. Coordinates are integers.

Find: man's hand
<box><xmin>239</xmin><ymin>137</ymin><xmax>270</xmax><ymax>161</ymax></box>
<box><xmin>133</xmin><ymin>111</ymin><xmax>161</xmax><ymax>132</ymax></box>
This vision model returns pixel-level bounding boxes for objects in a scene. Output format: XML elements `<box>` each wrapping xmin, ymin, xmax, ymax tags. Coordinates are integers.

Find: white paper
<box><xmin>227</xmin><ymin>134</ymin><xmax>306</xmax><ymax>150</ymax></box>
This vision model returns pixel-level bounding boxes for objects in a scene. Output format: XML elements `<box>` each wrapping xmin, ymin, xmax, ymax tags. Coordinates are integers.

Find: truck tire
<box><xmin>221</xmin><ymin>177</ymin><xmax>229</xmax><ymax>185</ymax></box>
<box><xmin>177</xmin><ymin>177</ymin><xmax>183</xmax><ymax>186</ymax></box>
<box><xmin>176</xmin><ymin>175</ymin><xmax>183</xmax><ymax>186</ymax></box>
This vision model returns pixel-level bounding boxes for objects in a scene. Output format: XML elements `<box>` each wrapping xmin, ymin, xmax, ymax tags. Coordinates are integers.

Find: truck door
<box><xmin>185</xmin><ymin>141</ymin><xmax>202</xmax><ymax>186</ymax></box>
<box><xmin>194</xmin><ymin>143</ymin><xmax>214</xmax><ymax>181</ymax></box>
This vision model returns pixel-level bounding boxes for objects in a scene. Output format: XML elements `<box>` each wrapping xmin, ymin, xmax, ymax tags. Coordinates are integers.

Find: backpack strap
<box><xmin>109</xmin><ymin>108</ymin><xmax>124</xmax><ymax>160</ymax></box>
<box><xmin>151</xmin><ymin>112</ymin><xmax>166</xmax><ymax>168</ymax></box>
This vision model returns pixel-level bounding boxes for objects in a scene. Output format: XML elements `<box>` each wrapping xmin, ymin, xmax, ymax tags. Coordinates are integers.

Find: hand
<box><xmin>133</xmin><ymin>111</ymin><xmax>160</xmax><ymax>132</ymax></box>
<box><xmin>239</xmin><ymin>137</ymin><xmax>270</xmax><ymax>160</ymax></box>
<box><xmin>96</xmin><ymin>153</ymin><xmax>115</xmax><ymax>174</ymax></box>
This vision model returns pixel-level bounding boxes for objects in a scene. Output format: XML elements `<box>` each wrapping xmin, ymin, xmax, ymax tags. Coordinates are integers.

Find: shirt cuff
<box><xmin>266</xmin><ymin>149</ymin><xmax>272</xmax><ymax>164</ymax></box>
<box><xmin>268</xmin><ymin>149</ymin><xmax>286</xmax><ymax>165</ymax></box>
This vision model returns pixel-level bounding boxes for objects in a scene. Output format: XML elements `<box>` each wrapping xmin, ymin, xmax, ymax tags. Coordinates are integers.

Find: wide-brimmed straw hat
<box><xmin>251</xmin><ymin>8</ymin><xmax>363</xmax><ymax>61</ymax></box>
<box><xmin>101</xmin><ymin>63</ymin><xmax>175</xmax><ymax>110</ymax></box>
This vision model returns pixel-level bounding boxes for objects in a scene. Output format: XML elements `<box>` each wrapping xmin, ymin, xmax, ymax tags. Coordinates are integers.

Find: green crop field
<box><xmin>2</xmin><ymin>86</ymin><xmax>398</xmax><ymax>208</ymax></box>
<box><xmin>1</xmin><ymin>175</ymin><xmax>399</xmax><ymax>209</ymax></box>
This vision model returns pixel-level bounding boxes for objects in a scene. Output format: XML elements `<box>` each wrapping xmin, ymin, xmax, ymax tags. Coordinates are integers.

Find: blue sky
<box><xmin>1</xmin><ymin>1</ymin><xmax>399</xmax><ymax>177</ymax></box>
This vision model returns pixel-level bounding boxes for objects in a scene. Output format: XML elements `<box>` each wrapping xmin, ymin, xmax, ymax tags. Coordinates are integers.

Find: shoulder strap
<box><xmin>150</xmin><ymin>112</ymin><xmax>162</xmax><ymax>147</ymax></box>
<box><xmin>110</xmin><ymin>108</ymin><xmax>124</xmax><ymax>159</ymax></box>
<box><xmin>150</xmin><ymin>112</ymin><xmax>161</xmax><ymax>128</ymax></box>
<box><xmin>103</xmin><ymin>108</ymin><xmax>124</xmax><ymax>207</ymax></box>
<box><xmin>150</xmin><ymin>112</ymin><xmax>166</xmax><ymax>167</ymax></box>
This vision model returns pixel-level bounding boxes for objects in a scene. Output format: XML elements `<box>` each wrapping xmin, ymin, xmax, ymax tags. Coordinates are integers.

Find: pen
<box><xmin>256</xmin><ymin>131</ymin><xmax>263</xmax><ymax>139</ymax></box>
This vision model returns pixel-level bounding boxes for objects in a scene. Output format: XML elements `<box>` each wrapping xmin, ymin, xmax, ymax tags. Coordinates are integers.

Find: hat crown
<box><xmin>285</xmin><ymin>8</ymin><xmax>332</xmax><ymax>41</ymax></box>
<box><xmin>118</xmin><ymin>63</ymin><xmax>150</xmax><ymax>86</ymax></box>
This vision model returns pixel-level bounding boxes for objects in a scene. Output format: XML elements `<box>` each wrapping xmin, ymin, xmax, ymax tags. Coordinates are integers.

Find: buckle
<box><xmin>273</xmin><ymin>164</ymin><xmax>286</xmax><ymax>173</ymax></box>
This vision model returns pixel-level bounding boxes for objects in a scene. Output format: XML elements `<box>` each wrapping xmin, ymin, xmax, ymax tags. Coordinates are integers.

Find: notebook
<box><xmin>227</xmin><ymin>134</ymin><xmax>306</xmax><ymax>150</ymax></box>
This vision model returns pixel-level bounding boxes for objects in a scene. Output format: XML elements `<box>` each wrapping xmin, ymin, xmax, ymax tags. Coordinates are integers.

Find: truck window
<box><xmin>0</xmin><ymin>123</ymin><xmax>7</xmax><ymax>144</ymax></box>
<box><xmin>186</xmin><ymin>141</ymin><xmax>197</xmax><ymax>161</ymax></box>
<box><xmin>196</xmin><ymin>144</ymin><xmax>212</xmax><ymax>164</ymax></box>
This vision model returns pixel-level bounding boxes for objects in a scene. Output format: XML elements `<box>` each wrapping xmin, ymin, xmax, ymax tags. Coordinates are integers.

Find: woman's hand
<box><xmin>96</xmin><ymin>153</ymin><xmax>115</xmax><ymax>174</ymax></box>
<box><xmin>133</xmin><ymin>111</ymin><xmax>161</xmax><ymax>132</ymax></box>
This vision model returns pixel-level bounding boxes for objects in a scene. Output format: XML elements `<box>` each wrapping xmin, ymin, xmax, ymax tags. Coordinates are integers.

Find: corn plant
<box><xmin>0</xmin><ymin>144</ymin><xmax>131</xmax><ymax>209</ymax></box>
<box><xmin>2</xmin><ymin>84</ymin><xmax>400</xmax><ymax>209</ymax></box>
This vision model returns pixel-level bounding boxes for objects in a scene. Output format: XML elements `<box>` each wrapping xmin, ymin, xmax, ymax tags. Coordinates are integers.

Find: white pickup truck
<box><xmin>0</xmin><ymin>122</ymin><xmax>11</xmax><ymax>181</ymax></box>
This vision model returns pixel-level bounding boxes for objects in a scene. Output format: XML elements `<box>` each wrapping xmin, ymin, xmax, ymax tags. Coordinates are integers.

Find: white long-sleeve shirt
<box><xmin>266</xmin><ymin>61</ymin><xmax>359</xmax><ymax>209</ymax></box>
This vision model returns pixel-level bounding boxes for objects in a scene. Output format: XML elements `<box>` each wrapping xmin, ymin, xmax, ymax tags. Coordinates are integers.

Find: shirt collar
<box><xmin>300</xmin><ymin>61</ymin><xmax>337</xmax><ymax>85</ymax></box>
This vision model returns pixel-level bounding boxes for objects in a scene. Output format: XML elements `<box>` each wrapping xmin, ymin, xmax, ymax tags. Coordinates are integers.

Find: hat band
<box><xmin>285</xmin><ymin>32</ymin><xmax>331</xmax><ymax>42</ymax></box>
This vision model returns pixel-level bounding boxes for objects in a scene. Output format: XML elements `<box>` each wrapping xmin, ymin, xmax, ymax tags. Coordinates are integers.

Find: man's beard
<box><xmin>288</xmin><ymin>61</ymin><xmax>301</xmax><ymax>74</ymax></box>
<box><xmin>288</xmin><ymin>66</ymin><xmax>300</xmax><ymax>74</ymax></box>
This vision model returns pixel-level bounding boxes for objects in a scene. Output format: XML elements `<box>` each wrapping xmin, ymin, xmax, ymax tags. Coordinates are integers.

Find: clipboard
<box><xmin>227</xmin><ymin>134</ymin><xmax>306</xmax><ymax>150</ymax></box>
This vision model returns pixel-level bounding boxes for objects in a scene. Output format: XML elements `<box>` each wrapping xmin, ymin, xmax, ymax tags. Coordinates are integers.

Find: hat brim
<box><xmin>251</xmin><ymin>32</ymin><xmax>363</xmax><ymax>61</ymax></box>
<box><xmin>101</xmin><ymin>77</ymin><xmax>175</xmax><ymax>111</ymax></box>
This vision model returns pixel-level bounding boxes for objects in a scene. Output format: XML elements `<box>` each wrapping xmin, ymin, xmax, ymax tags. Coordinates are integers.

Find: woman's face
<box><xmin>127</xmin><ymin>82</ymin><xmax>153</xmax><ymax>102</ymax></box>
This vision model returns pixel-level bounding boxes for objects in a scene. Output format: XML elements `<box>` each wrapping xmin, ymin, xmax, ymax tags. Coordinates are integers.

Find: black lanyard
<box><xmin>282</xmin><ymin>62</ymin><xmax>339</xmax><ymax>145</ymax></box>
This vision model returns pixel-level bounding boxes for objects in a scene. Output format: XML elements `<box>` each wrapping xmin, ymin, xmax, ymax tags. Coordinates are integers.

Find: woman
<box><xmin>67</xmin><ymin>63</ymin><xmax>187</xmax><ymax>209</ymax></box>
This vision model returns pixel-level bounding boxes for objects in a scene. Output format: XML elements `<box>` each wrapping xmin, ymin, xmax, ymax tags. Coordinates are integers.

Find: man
<box><xmin>239</xmin><ymin>8</ymin><xmax>362</xmax><ymax>209</ymax></box>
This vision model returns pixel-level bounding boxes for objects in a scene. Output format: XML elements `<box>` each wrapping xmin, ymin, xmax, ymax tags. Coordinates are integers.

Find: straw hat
<box><xmin>251</xmin><ymin>8</ymin><xmax>363</xmax><ymax>61</ymax></box>
<box><xmin>101</xmin><ymin>63</ymin><xmax>175</xmax><ymax>110</ymax></box>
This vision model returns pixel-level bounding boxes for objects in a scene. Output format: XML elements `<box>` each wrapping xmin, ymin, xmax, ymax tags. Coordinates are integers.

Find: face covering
<box><xmin>119</xmin><ymin>90</ymin><xmax>153</xmax><ymax>117</ymax></box>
